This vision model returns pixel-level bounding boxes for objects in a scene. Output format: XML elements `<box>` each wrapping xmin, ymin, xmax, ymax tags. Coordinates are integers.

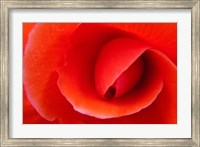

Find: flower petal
<box><xmin>23</xmin><ymin>23</ymin><xmax>35</xmax><ymax>52</ymax></box>
<box><xmin>94</xmin><ymin>37</ymin><xmax>151</xmax><ymax>98</ymax></box>
<box><xmin>57</xmin><ymin>24</ymin><xmax>165</xmax><ymax>118</ymax></box>
<box><xmin>23</xmin><ymin>88</ymin><xmax>59</xmax><ymax>124</ymax></box>
<box><xmin>57</xmin><ymin>50</ymin><xmax>164</xmax><ymax>118</ymax></box>
<box><xmin>23</xmin><ymin>23</ymin><xmax>79</xmax><ymax>121</ymax></box>
<box><xmin>60</xmin><ymin>49</ymin><xmax>176</xmax><ymax>124</ymax></box>
<box><xmin>141</xmin><ymin>49</ymin><xmax>177</xmax><ymax>123</ymax></box>
<box><xmin>108</xmin><ymin>23</ymin><xmax>177</xmax><ymax>64</ymax></box>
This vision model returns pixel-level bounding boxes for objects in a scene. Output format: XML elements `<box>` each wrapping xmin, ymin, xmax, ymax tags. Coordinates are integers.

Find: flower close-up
<box><xmin>23</xmin><ymin>23</ymin><xmax>177</xmax><ymax>124</ymax></box>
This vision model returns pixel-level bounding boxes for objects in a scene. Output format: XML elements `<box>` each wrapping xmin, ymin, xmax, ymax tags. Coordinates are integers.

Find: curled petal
<box><xmin>94</xmin><ymin>37</ymin><xmax>150</xmax><ymax>98</ymax></box>
<box><xmin>57</xmin><ymin>29</ymin><xmax>164</xmax><ymax>118</ymax></box>
<box><xmin>142</xmin><ymin>49</ymin><xmax>177</xmax><ymax>123</ymax></box>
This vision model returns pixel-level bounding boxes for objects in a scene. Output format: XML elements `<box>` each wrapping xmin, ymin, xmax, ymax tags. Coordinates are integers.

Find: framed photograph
<box><xmin>1</xmin><ymin>0</ymin><xmax>199</xmax><ymax>146</ymax></box>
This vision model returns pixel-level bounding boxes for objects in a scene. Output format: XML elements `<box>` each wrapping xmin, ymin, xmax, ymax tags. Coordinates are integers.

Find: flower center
<box><xmin>104</xmin><ymin>86</ymin><xmax>116</xmax><ymax>99</ymax></box>
<box><xmin>104</xmin><ymin>57</ymin><xmax>144</xmax><ymax>98</ymax></box>
<box><xmin>94</xmin><ymin>37</ymin><xmax>149</xmax><ymax>99</ymax></box>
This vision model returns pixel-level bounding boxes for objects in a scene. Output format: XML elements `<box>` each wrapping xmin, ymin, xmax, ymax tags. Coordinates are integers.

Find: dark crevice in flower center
<box><xmin>104</xmin><ymin>86</ymin><xmax>116</xmax><ymax>99</ymax></box>
<box><xmin>102</xmin><ymin>57</ymin><xmax>145</xmax><ymax>99</ymax></box>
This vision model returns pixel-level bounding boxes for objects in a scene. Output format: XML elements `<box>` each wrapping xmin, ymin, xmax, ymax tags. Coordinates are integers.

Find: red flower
<box><xmin>23</xmin><ymin>23</ymin><xmax>177</xmax><ymax>124</ymax></box>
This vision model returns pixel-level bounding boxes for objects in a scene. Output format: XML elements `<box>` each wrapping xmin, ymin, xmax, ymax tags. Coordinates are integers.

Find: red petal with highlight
<box><xmin>23</xmin><ymin>23</ymin><xmax>35</xmax><ymax>52</ymax></box>
<box><xmin>23</xmin><ymin>23</ymin><xmax>79</xmax><ymax>121</ymax></box>
<box><xmin>23</xmin><ymin>88</ymin><xmax>59</xmax><ymax>124</ymax></box>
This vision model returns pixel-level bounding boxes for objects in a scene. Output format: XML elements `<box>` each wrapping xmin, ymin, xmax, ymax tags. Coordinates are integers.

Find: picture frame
<box><xmin>0</xmin><ymin>0</ymin><xmax>199</xmax><ymax>146</ymax></box>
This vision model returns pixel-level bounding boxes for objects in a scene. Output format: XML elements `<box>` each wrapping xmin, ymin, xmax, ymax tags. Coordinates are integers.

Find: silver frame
<box><xmin>0</xmin><ymin>0</ymin><xmax>199</xmax><ymax>146</ymax></box>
